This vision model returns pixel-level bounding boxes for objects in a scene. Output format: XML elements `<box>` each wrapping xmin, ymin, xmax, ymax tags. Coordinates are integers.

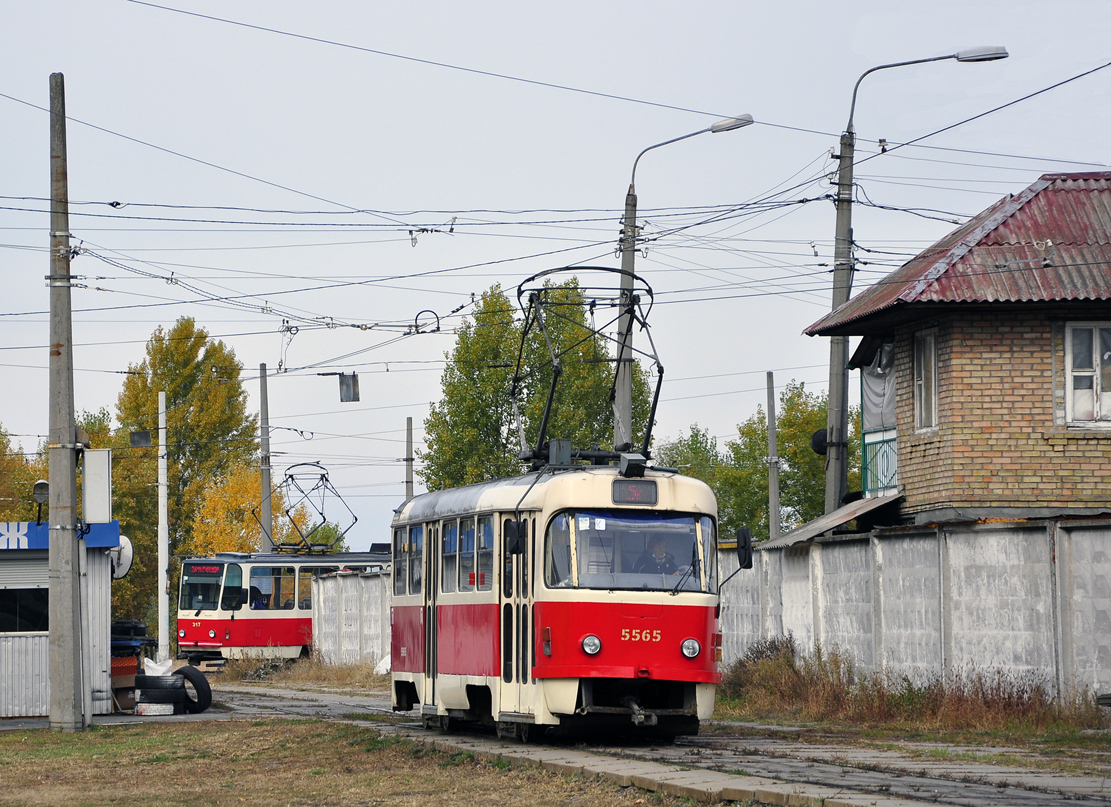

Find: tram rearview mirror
<box><xmin>736</xmin><ymin>527</ymin><xmax>753</xmax><ymax>570</ymax></box>
<box><xmin>505</xmin><ymin>520</ymin><xmax>526</xmax><ymax>555</ymax></box>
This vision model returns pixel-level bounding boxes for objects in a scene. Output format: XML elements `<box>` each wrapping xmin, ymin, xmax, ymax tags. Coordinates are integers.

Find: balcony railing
<box><xmin>862</xmin><ymin>429</ymin><xmax>898</xmax><ymax>496</ymax></box>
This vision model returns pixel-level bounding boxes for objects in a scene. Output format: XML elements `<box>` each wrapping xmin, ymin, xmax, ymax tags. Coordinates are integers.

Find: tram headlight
<box><xmin>681</xmin><ymin>638</ymin><xmax>701</xmax><ymax>658</ymax></box>
<box><xmin>178</xmin><ymin>629</ymin><xmax>185</xmax><ymax>638</ymax></box>
<box><xmin>208</xmin><ymin>629</ymin><xmax>216</xmax><ymax>639</ymax></box>
<box><xmin>581</xmin><ymin>635</ymin><xmax>602</xmax><ymax>655</ymax></box>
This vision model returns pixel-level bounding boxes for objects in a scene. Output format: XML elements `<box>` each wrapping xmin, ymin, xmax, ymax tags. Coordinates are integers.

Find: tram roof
<box><xmin>394</xmin><ymin>465</ymin><xmax>711</xmax><ymax>525</ymax></box>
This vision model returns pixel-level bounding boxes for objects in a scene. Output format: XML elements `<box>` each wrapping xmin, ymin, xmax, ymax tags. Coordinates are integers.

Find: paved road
<box><xmin>206</xmin><ymin>683</ymin><xmax>1111</xmax><ymax>806</ymax></box>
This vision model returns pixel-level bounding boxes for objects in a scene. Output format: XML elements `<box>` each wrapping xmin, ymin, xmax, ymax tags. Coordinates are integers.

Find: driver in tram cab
<box><xmin>632</xmin><ymin>537</ymin><xmax>678</xmax><ymax>575</ymax></box>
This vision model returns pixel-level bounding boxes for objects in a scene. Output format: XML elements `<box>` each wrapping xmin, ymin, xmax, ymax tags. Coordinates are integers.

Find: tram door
<box><xmin>498</xmin><ymin>514</ymin><xmax>534</xmax><ymax>718</ymax></box>
<box><xmin>423</xmin><ymin>523</ymin><xmax>439</xmax><ymax>708</ymax></box>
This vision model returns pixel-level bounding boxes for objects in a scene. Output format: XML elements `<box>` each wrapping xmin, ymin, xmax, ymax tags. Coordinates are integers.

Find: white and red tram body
<box><xmin>177</xmin><ymin>551</ymin><xmax>387</xmax><ymax>663</ymax></box>
<box><xmin>391</xmin><ymin>465</ymin><xmax>721</xmax><ymax>737</ymax></box>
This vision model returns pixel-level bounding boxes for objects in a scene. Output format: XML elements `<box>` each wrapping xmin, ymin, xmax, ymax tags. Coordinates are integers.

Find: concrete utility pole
<box><xmin>47</xmin><ymin>72</ymin><xmax>85</xmax><ymax>732</ymax></box>
<box><xmin>824</xmin><ymin>126</ymin><xmax>855</xmax><ymax>515</ymax></box>
<box><xmin>405</xmin><ymin>416</ymin><xmax>414</xmax><ymax>500</ymax></box>
<box><xmin>823</xmin><ymin>47</ymin><xmax>1009</xmax><ymax>515</ymax></box>
<box><xmin>613</xmin><ymin>115</ymin><xmax>754</xmax><ymax>451</ymax></box>
<box><xmin>157</xmin><ymin>390</ymin><xmax>169</xmax><ymax>663</ymax></box>
<box><xmin>259</xmin><ymin>363</ymin><xmax>274</xmax><ymax>550</ymax></box>
<box><xmin>767</xmin><ymin>372</ymin><xmax>780</xmax><ymax>541</ymax></box>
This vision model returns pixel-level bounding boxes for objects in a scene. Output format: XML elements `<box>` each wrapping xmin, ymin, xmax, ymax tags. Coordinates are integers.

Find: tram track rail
<box><xmin>214</xmin><ymin>683</ymin><xmax>1111</xmax><ymax>805</ymax></box>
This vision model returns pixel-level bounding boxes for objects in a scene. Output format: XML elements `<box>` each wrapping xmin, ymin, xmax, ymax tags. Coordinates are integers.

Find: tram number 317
<box><xmin>621</xmin><ymin>629</ymin><xmax>662</xmax><ymax>642</ymax></box>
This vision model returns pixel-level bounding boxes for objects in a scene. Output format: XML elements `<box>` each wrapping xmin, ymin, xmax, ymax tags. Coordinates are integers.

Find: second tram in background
<box><xmin>390</xmin><ymin>459</ymin><xmax>740</xmax><ymax>740</ymax></box>
<box><xmin>177</xmin><ymin>549</ymin><xmax>388</xmax><ymax>664</ymax></box>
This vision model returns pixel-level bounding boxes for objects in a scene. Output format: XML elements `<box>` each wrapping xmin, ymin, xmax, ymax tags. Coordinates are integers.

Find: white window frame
<box><xmin>1065</xmin><ymin>322</ymin><xmax>1111</xmax><ymax>428</ymax></box>
<box><xmin>913</xmin><ymin>329</ymin><xmax>938</xmax><ymax>432</ymax></box>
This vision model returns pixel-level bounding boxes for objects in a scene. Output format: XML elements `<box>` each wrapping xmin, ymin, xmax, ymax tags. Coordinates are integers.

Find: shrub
<box><xmin>719</xmin><ymin>636</ymin><xmax>1107</xmax><ymax>732</ymax></box>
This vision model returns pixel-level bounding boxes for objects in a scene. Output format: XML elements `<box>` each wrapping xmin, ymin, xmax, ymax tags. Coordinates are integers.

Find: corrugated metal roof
<box><xmin>806</xmin><ymin>172</ymin><xmax>1111</xmax><ymax>336</ymax></box>
<box><xmin>758</xmin><ymin>493</ymin><xmax>902</xmax><ymax>551</ymax></box>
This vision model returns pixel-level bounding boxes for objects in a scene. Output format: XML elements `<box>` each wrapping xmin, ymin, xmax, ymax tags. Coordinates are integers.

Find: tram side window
<box><xmin>298</xmin><ymin>568</ymin><xmax>314</xmax><ymax>609</ymax></box>
<box><xmin>459</xmin><ymin>517</ymin><xmax>475</xmax><ymax>592</ymax></box>
<box><xmin>250</xmin><ymin>566</ymin><xmax>296</xmax><ymax>610</ymax></box>
<box><xmin>442</xmin><ymin>520</ymin><xmax>458</xmax><ymax>594</ymax></box>
<box><xmin>503</xmin><ymin>518</ymin><xmax>515</xmax><ymax>598</ymax></box>
<box><xmin>409</xmin><ymin>525</ymin><xmax>423</xmax><ymax>595</ymax></box>
<box><xmin>477</xmin><ymin>516</ymin><xmax>493</xmax><ymax>591</ymax></box>
<box><xmin>546</xmin><ymin>513</ymin><xmax>572</xmax><ymax>587</ymax></box>
<box><xmin>220</xmin><ymin>564</ymin><xmax>243</xmax><ymax>610</ymax></box>
<box><xmin>393</xmin><ymin>528</ymin><xmax>407</xmax><ymax>596</ymax></box>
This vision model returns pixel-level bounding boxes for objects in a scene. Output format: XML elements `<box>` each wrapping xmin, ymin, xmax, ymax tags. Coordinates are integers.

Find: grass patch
<box><xmin>718</xmin><ymin>634</ymin><xmax>1108</xmax><ymax>736</ymax></box>
<box><xmin>0</xmin><ymin>720</ymin><xmax>707</xmax><ymax>807</ymax></box>
<box><xmin>219</xmin><ymin>653</ymin><xmax>390</xmax><ymax>691</ymax></box>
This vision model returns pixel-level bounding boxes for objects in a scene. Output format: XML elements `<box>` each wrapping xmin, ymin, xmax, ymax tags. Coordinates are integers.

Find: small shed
<box><xmin>0</xmin><ymin>520</ymin><xmax>120</xmax><ymax>717</ymax></box>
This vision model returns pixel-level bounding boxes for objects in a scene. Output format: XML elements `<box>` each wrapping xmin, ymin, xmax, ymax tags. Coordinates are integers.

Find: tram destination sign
<box><xmin>612</xmin><ymin>479</ymin><xmax>657</xmax><ymax>505</ymax></box>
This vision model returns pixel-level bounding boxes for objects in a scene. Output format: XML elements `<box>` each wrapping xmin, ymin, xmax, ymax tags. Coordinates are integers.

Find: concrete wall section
<box><xmin>312</xmin><ymin>570</ymin><xmax>391</xmax><ymax>668</ymax></box>
<box><xmin>1059</xmin><ymin>524</ymin><xmax>1111</xmax><ymax>693</ymax></box>
<box><xmin>780</xmin><ymin>547</ymin><xmax>813</xmax><ymax>650</ymax></box>
<box><xmin>874</xmin><ymin>532</ymin><xmax>941</xmax><ymax>681</ymax></box>
<box><xmin>816</xmin><ymin>539</ymin><xmax>874</xmax><ymax>669</ymax></box>
<box><xmin>725</xmin><ymin>518</ymin><xmax>1111</xmax><ymax>698</ymax></box>
<box><xmin>944</xmin><ymin>526</ymin><xmax>1055</xmax><ymax>675</ymax></box>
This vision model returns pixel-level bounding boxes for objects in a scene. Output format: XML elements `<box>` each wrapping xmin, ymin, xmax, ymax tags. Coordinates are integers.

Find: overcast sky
<box><xmin>3</xmin><ymin>1</ymin><xmax>1109</xmax><ymax>548</ymax></box>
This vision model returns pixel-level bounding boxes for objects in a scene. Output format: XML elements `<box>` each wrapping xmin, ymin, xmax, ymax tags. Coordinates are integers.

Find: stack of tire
<box><xmin>136</xmin><ymin>665</ymin><xmax>212</xmax><ymax>715</ymax></box>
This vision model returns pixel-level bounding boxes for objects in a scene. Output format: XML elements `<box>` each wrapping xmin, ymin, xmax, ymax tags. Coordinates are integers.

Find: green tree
<box><xmin>657</xmin><ymin>381</ymin><xmax>860</xmax><ymax>543</ymax></box>
<box><xmin>0</xmin><ymin>424</ymin><xmax>45</xmax><ymax>522</ymax></box>
<box><xmin>419</xmin><ymin>282</ymin><xmax>650</xmax><ymax>490</ymax></box>
<box><xmin>112</xmin><ymin>317</ymin><xmax>258</xmax><ymax>620</ymax></box>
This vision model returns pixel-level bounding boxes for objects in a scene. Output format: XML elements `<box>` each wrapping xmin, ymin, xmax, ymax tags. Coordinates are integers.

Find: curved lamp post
<box><xmin>614</xmin><ymin>114</ymin><xmax>755</xmax><ymax>451</ymax></box>
<box><xmin>824</xmin><ymin>47</ymin><xmax>1008</xmax><ymax>513</ymax></box>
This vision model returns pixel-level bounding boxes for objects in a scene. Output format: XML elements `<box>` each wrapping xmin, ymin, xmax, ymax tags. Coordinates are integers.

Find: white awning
<box><xmin>759</xmin><ymin>494</ymin><xmax>902</xmax><ymax>551</ymax></box>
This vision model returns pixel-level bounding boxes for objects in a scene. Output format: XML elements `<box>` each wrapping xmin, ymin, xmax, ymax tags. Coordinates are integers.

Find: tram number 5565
<box><xmin>621</xmin><ymin>629</ymin><xmax>661</xmax><ymax>642</ymax></box>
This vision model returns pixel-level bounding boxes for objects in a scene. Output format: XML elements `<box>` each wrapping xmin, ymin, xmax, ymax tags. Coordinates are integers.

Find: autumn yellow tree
<box><xmin>187</xmin><ymin>463</ymin><xmax>312</xmax><ymax>556</ymax></box>
<box><xmin>0</xmin><ymin>424</ymin><xmax>45</xmax><ymax>522</ymax></box>
<box><xmin>113</xmin><ymin>317</ymin><xmax>258</xmax><ymax>621</ymax></box>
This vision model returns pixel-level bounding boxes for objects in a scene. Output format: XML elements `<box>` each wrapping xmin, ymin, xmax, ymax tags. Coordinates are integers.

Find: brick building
<box><xmin>721</xmin><ymin>173</ymin><xmax>1111</xmax><ymax>691</ymax></box>
<box><xmin>808</xmin><ymin>171</ymin><xmax>1111</xmax><ymax>521</ymax></box>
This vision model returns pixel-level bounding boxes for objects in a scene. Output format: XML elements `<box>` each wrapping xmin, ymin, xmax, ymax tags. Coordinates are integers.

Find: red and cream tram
<box><xmin>390</xmin><ymin>464</ymin><xmax>723</xmax><ymax>739</ymax></box>
<box><xmin>177</xmin><ymin>551</ymin><xmax>387</xmax><ymax>663</ymax></box>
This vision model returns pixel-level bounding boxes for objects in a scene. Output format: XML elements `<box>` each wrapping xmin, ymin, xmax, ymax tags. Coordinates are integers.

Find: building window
<box><xmin>1066</xmin><ymin>323</ymin><xmax>1111</xmax><ymax>426</ymax></box>
<box><xmin>914</xmin><ymin>329</ymin><xmax>938</xmax><ymax>431</ymax></box>
<box><xmin>0</xmin><ymin>589</ymin><xmax>49</xmax><ymax>633</ymax></box>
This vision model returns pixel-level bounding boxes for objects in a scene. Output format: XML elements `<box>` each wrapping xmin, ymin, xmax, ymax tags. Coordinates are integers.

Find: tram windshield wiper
<box><xmin>670</xmin><ymin>543</ymin><xmax>701</xmax><ymax>595</ymax></box>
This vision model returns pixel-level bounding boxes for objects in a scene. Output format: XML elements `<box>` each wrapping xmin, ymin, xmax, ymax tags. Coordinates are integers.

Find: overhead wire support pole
<box><xmin>823</xmin><ymin>47</ymin><xmax>1007</xmax><ymax>515</ymax></box>
<box><xmin>259</xmin><ymin>363</ymin><xmax>274</xmax><ymax>550</ymax></box>
<box><xmin>157</xmin><ymin>391</ymin><xmax>169</xmax><ymax>663</ymax></box>
<box><xmin>613</xmin><ymin>114</ymin><xmax>754</xmax><ymax>453</ymax></box>
<box><xmin>47</xmin><ymin>71</ymin><xmax>85</xmax><ymax>733</ymax></box>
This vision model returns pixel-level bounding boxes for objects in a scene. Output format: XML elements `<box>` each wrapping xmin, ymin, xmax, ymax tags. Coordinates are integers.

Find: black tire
<box><xmin>138</xmin><ymin>687</ymin><xmax>185</xmax><ymax>704</ymax></box>
<box><xmin>135</xmin><ymin>674</ymin><xmax>185</xmax><ymax>691</ymax></box>
<box><xmin>173</xmin><ymin>664</ymin><xmax>212</xmax><ymax>714</ymax></box>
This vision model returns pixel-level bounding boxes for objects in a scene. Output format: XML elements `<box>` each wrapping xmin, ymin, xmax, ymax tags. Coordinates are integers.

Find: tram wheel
<box><xmin>439</xmin><ymin>715</ymin><xmax>454</xmax><ymax>733</ymax></box>
<box><xmin>517</xmin><ymin>722</ymin><xmax>543</xmax><ymax>744</ymax></box>
<box><xmin>495</xmin><ymin>721</ymin><xmax>516</xmax><ymax>741</ymax></box>
<box><xmin>422</xmin><ymin>715</ymin><xmax>439</xmax><ymax>731</ymax></box>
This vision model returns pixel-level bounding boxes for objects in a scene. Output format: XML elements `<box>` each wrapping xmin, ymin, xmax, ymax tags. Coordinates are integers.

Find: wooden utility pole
<box><xmin>47</xmin><ymin>72</ymin><xmax>85</xmax><ymax>731</ymax></box>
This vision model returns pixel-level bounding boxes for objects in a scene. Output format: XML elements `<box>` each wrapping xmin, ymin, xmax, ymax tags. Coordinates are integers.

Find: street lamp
<box><xmin>614</xmin><ymin>114</ymin><xmax>755</xmax><ymax>451</ymax></box>
<box><xmin>823</xmin><ymin>47</ymin><xmax>1008</xmax><ymax>514</ymax></box>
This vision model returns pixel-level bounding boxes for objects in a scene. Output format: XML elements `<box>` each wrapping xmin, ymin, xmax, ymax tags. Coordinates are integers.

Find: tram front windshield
<box><xmin>545</xmin><ymin>510</ymin><xmax>717</xmax><ymax>593</ymax></box>
<box><xmin>179</xmin><ymin>561</ymin><xmax>225</xmax><ymax>611</ymax></box>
